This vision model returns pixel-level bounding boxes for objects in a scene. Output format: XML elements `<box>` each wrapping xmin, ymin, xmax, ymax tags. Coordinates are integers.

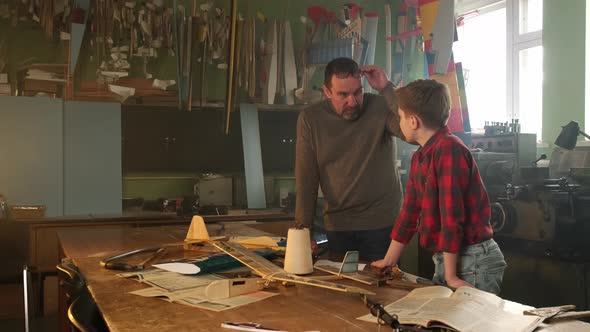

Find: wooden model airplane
<box><xmin>314</xmin><ymin>251</ymin><xmax>433</xmax><ymax>289</ymax></box>
<box><xmin>314</xmin><ymin>251</ymin><xmax>386</xmax><ymax>286</ymax></box>
<box><xmin>185</xmin><ymin>216</ymin><xmax>374</xmax><ymax>296</ymax></box>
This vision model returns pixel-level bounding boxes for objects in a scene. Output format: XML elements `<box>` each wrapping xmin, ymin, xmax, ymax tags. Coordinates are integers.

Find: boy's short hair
<box><xmin>324</xmin><ymin>57</ymin><xmax>361</xmax><ymax>88</ymax></box>
<box><xmin>395</xmin><ymin>79</ymin><xmax>450</xmax><ymax>129</ymax></box>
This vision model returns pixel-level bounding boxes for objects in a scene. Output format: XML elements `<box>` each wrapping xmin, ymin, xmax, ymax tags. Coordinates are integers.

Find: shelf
<box><xmin>120</xmin><ymin>100</ymin><xmax>309</xmax><ymax>112</ymax></box>
<box><xmin>253</xmin><ymin>103</ymin><xmax>308</xmax><ymax>111</ymax></box>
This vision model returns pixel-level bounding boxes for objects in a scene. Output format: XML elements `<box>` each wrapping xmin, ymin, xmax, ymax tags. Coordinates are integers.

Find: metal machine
<box><xmin>469</xmin><ymin>133</ymin><xmax>538</xmax><ymax>202</ymax></box>
<box><xmin>461</xmin><ymin>127</ymin><xmax>590</xmax><ymax>309</ymax></box>
<box><xmin>471</xmin><ymin>133</ymin><xmax>537</xmax><ymax>168</ymax></box>
<box><xmin>489</xmin><ymin>146</ymin><xmax>590</xmax><ymax>261</ymax></box>
<box><xmin>471</xmin><ymin>151</ymin><xmax>517</xmax><ymax>201</ymax></box>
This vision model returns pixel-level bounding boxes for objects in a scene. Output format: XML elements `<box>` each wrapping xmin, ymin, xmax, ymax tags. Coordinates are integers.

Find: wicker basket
<box><xmin>10</xmin><ymin>205</ymin><xmax>46</xmax><ymax>219</ymax></box>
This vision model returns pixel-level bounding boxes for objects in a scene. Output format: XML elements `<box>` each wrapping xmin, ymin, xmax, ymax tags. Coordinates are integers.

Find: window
<box><xmin>517</xmin><ymin>45</ymin><xmax>542</xmax><ymax>136</ymax></box>
<box><xmin>454</xmin><ymin>0</ymin><xmax>543</xmax><ymax>141</ymax></box>
<box><xmin>518</xmin><ymin>0</ymin><xmax>542</xmax><ymax>34</ymax></box>
<box><xmin>454</xmin><ymin>5</ymin><xmax>507</xmax><ymax>132</ymax></box>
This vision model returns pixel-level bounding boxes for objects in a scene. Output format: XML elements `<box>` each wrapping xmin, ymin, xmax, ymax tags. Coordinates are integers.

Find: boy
<box><xmin>371</xmin><ymin>79</ymin><xmax>507</xmax><ymax>294</ymax></box>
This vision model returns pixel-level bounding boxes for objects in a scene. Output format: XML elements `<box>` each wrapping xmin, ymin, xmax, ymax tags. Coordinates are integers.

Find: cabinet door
<box><xmin>183</xmin><ymin>110</ymin><xmax>244</xmax><ymax>172</ymax></box>
<box><xmin>259</xmin><ymin>112</ymin><xmax>298</xmax><ymax>172</ymax></box>
<box><xmin>0</xmin><ymin>97</ymin><xmax>64</xmax><ymax>216</ymax></box>
<box><xmin>166</xmin><ymin>111</ymin><xmax>193</xmax><ymax>171</ymax></box>
<box><xmin>122</xmin><ymin>110</ymin><xmax>173</xmax><ymax>171</ymax></box>
<box><xmin>64</xmin><ymin>101</ymin><xmax>121</xmax><ymax>215</ymax></box>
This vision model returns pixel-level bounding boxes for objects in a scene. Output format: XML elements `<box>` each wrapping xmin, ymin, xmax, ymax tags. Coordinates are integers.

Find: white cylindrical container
<box><xmin>283</xmin><ymin>228</ymin><xmax>314</xmax><ymax>275</ymax></box>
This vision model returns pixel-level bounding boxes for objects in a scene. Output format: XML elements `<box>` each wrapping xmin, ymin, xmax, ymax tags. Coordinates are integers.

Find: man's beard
<box><xmin>341</xmin><ymin>106</ymin><xmax>362</xmax><ymax>120</ymax></box>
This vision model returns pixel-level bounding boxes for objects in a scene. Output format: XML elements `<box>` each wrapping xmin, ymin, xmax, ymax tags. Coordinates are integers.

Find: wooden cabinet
<box><xmin>122</xmin><ymin>109</ymin><xmax>183</xmax><ymax>171</ymax></box>
<box><xmin>122</xmin><ymin>109</ymin><xmax>244</xmax><ymax>172</ymax></box>
<box><xmin>122</xmin><ymin>107</ymin><xmax>299</xmax><ymax>173</ymax></box>
<box><xmin>1</xmin><ymin>97</ymin><xmax>122</xmax><ymax>217</ymax></box>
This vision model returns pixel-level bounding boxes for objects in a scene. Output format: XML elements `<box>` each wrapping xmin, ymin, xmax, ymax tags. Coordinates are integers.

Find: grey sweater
<box><xmin>295</xmin><ymin>84</ymin><xmax>404</xmax><ymax>232</ymax></box>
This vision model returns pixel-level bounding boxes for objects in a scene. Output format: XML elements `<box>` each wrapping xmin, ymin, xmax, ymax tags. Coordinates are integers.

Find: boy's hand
<box><xmin>360</xmin><ymin>65</ymin><xmax>389</xmax><ymax>92</ymax></box>
<box><xmin>371</xmin><ymin>259</ymin><xmax>393</xmax><ymax>269</ymax></box>
<box><xmin>446</xmin><ymin>276</ymin><xmax>475</xmax><ymax>290</ymax></box>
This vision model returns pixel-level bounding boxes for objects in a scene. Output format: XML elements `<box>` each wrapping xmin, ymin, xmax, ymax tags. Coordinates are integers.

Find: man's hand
<box><xmin>310</xmin><ymin>239</ymin><xmax>318</xmax><ymax>255</ymax></box>
<box><xmin>445</xmin><ymin>276</ymin><xmax>475</xmax><ymax>290</ymax></box>
<box><xmin>360</xmin><ymin>65</ymin><xmax>389</xmax><ymax>92</ymax></box>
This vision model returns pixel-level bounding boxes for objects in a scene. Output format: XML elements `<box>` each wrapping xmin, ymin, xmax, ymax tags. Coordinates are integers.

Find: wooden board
<box><xmin>283</xmin><ymin>21</ymin><xmax>297</xmax><ymax>105</ymax></box>
<box><xmin>264</xmin><ymin>20</ymin><xmax>278</xmax><ymax>104</ymax></box>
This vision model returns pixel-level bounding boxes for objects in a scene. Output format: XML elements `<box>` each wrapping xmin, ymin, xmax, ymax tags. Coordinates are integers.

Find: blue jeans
<box><xmin>432</xmin><ymin>239</ymin><xmax>507</xmax><ymax>294</ymax></box>
<box><xmin>326</xmin><ymin>226</ymin><xmax>392</xmax><ymax>262</ymax></box>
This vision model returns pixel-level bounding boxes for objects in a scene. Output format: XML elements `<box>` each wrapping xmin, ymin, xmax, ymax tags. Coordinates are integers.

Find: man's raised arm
<box><xmin>360</xmin><ymin>65</ymin><xmax>404</xmax><ymax>139</ymax></box>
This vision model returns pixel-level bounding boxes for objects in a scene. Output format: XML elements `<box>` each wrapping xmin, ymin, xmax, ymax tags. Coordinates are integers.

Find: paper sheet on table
<box><xmin>118</xmin><ymin>268</ymin><xmax>219</xmax><ymax>291</ymax></box>
<box><xmin>129</xmin><ymin>277</ymin><xmax>278</xmax><ymax>312</ymax></box>
<box><xmin>153</xmin><ymin>262</ymin><xmax>201</xmax><ymax>275</ymax></box>
<box><xmin>357</xmin><ymin>286</ymin><xmax>542</xmax><ymax>332</ymax></box>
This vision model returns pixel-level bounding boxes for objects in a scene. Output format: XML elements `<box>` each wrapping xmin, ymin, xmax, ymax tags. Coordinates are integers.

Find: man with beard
<box><xmin>295</xmin><ymin>57</ymin><xmax>404</xmax><ymax>261</ymax></box>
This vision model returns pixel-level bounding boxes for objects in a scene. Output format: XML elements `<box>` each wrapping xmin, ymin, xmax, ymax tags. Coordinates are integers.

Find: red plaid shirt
<box><xmin>391</xmin><ymin>127</ymin><xmax>493</xmax><ymax>253</ymax></box>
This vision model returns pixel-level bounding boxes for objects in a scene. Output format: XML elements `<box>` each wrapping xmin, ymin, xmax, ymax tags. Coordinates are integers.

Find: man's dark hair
<box><xmin>324</xmin><ymin>57</ymin><xmax>360</xmax><ymax>88</ymax></box>
<box><xmin>395</xmin><ymin>79</ymin><xmax>451</xmax><ymax>129</ymax></box>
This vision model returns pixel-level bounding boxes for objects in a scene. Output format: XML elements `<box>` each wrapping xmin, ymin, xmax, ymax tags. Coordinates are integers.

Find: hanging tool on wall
<box><xmin>224</xmin><ymin>0</ymin><xmax>238</xmax><ymax>134</ymax></box>
<box><xmin>198</xmin><ymin>3</ymin><xmax>209</xmax><ymax>107</ymax></box>
<box><xmin>230</xmin><ymin>13</ymin><xmax>244</xmax><ymax>115</ymax></box>
<box><xmin>183</xmin><ymin>3</ymin><xmax>196</xmax><ymax>111</ymax></box>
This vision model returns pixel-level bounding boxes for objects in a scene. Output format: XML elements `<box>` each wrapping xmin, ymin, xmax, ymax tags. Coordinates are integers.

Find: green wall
<box><xmin>542</xmin><ymin>0</ymin><xmax>586</xmax><ymax>145</ymax></box>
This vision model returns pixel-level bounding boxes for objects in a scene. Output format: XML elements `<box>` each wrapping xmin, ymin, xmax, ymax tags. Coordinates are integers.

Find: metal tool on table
<box><xmin>100</xmin><ymin>247</ymin><xmax>167</xmax><ymax>271</ymax></box>
<box><xmin>361</xmin><ymin>295</ymin><xmax>431</xmax><ymax>332</ymax></box>
<box><xmin>524</xmin><ymin>305</ymin><xmax>590</xmax><ymax>323</ymax></box>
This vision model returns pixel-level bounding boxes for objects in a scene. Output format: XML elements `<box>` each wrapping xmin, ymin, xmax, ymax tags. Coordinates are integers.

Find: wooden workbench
<box><xmin>57</xmin><ymin>222</ymin><xmax>590</xmax><ymax>332</ymax></box>
<box><xmin>57</xmin><ymin>221</ymin><xmax>407</xmax><ymax>332</ymax></box>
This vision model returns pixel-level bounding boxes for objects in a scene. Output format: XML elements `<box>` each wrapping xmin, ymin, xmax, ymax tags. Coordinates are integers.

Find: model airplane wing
<box><xmin>208</xmin><ymin>241</ymin><xmax>374</xmax><ymax>295</ymax></box>
<box><xmin>270</xmin><ymin>272</ymin><xmax>374</xmax><ymax>295</ymax></box>
<box><xmin>314</xmin><ymin>251</ymin><xmax>378</xmax><ymax>286</ymax></box>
